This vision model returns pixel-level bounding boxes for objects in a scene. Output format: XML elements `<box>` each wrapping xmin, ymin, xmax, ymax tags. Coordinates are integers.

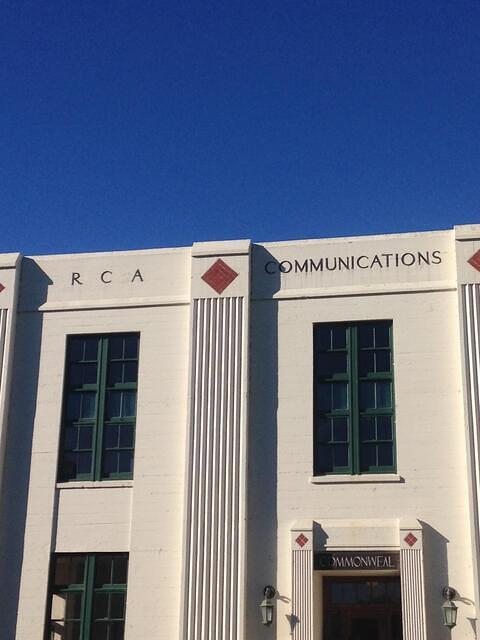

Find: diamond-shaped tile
<box><xmin>201</xmin><ymin>259</ymin><xmax>239</xmax><ymax>294</ymax></box>
<box><xmin>0</xmin><ymin>283</ymin><xmax>4</xmax><ymax>294</ymax></box>
<box><xmin>295</xmin><ymin>533</ymin><xmax>309</xmax><ymax>548</ymax></box>
<box><xmin>468</xmin><ymin>249</ymin><xmax>480</xmax><ymax>272</ymax></box>
<box><xmin>404</xmin><ymin>532</ymin><xmax>418</xmax><ymax>547</ymax></box>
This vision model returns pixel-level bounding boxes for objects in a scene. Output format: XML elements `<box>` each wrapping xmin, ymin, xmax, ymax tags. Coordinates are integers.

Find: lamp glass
<box><xmin>260</xmin><ymin>598</ymin><xmax>274</xmax><ymax>625</ymax></box>
<box><xmin>442</xmin><ymin>600</ymin><xmax>458</xmax><ymax>628</ymax></box>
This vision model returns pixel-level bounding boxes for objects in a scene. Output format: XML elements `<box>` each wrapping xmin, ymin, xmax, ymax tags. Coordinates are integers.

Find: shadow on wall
<box><xmin>0</xmin><ymin>259</ymin><xmax>51</xmax><ymax>639</ymax></box>
<box><xmin>245</xmin><ymin>246</ymin><xmax>281</xmax><ymax>638</ymax></box>
<box><xmin>420</xmin><ymin>521</ymin><xmax>455</xmax><ymax>640</ymax></box>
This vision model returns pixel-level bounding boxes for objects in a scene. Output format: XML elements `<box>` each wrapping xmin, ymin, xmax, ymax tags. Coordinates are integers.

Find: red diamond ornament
<box><xmin>468</xmin><ymin>249</ymin><xmax>480</xmax><ymax>272</ymax></box>
<box><xmin>296</xmin><ymin>533</ymin><xmax>309</xmax><ymax>548</ymax></box>
<box><xmin>0</xmin><ymin>283</ymin><xmax>4</xmax><ymax>294</ymax></box>
<box><xmin>201</xmin><ymin>259</ymin><xmax>239</xmax><ymax>294</ymax></box>
<box><xmin>404</xmin><ymin>532</ymin><xmax>418</xmax><ymax>547</ymax></box>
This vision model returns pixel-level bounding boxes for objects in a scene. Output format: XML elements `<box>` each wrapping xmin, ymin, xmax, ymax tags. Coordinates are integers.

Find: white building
<box><xmin>0</xmin><ymin>224</ymin><xmax>480</xmax><ymax>640</ymax></box>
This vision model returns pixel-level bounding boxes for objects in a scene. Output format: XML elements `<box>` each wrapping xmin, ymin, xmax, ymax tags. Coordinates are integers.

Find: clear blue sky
<box><xmin>1</xmin><ymin>0</ymin><xmax>479</xmax><ymax>254</ymax></box>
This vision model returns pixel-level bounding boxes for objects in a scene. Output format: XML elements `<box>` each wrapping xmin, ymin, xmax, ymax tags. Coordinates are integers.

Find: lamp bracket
<box><xmin>442</xmin><ymin>587</ymin><xmax>456</xmax><ymax>601</ymax></box>
<box><xmin>263</xmin><ymin>585</ymin><xmax>276</xmax><ymax>599</ymax></box>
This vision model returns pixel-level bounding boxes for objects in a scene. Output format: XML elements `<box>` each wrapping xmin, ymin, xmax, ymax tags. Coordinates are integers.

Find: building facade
<box><xmin>0</xmin><ymin>224</ymin><xmax>480</xmax><ymax>640</ymax></box>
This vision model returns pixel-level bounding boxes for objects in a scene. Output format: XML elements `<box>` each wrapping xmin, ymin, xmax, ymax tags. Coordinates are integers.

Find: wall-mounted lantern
<box><xmin>442</xmin><ymin>587</ymin><xmax>458</xmax><ymax>629</ymax></box>
<box><xmin>260</xmin><ymin>585</ymin><xmax>276</xmax><ymax>625</ymax></box>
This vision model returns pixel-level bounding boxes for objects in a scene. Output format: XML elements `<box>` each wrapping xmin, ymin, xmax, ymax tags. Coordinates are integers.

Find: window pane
<box><xmin>108</xmin><ymin>362</ymin><xmax>123</xmax><ymax>385</ymax></box>
<box><xmin>93</xmin><ymin>592</ymin><xmax>109</xmax><ymax>619</ymax></box>
<box><xmin>376</xmin><ymin>382</ymin><xmax>392</xmax><ymax>408</ymax></box>
<box><xmin>359</xmin><ymin>382</ymin><xmax>375</xmax><ymax>410</ymax></box>
<box><xmin>64</xmin><ymin>426</ymin><xmax>78</xmax><ymax>450</ymax></box>
<box><xmin>81</xmin><ymin>392</ymin><xmax>96</xmax><ymax>419</ymax></box>
<box><xmin>378</xmin><ymin>443</ymin><xmax>393</xmax><ymax>467</ymax></box>
<box><xmin>331</xmin><ymin>326</ymin><xmax>346</xmax><ymax>349</ymax></box>
<box><xmin>104</xmin><ymin>424</ymin><xmax>119</xmax><ymax>448</ymax></box>
<box><xmin>84</xmin><ymin>338</ymin><xmax>99</xmax><ymax>360</ymax></box>
<box><xmin>92</xmin><ymin>622</ymin><xmax>108</xmax><ymax>640</ymax></box>
<box><xmin>110</xmin><ymin>592</ymin><xmax>125</xmax><ymax>618</ymax></box>
<box><xmin>65</xmin><ymin>621</ymin><xmax>81</xmax><ymax>640</ymax></box>
<box><xmin>78</xmin><ymin>426</ymin><xmax>93</xmax><ymax>449</ymax></box>
<box><xmin>54</xmin><ymin>556</ymin><xmax>86</xmax><ymax>586</ymax></box>
<box><xmin>318</xmin><ymin>384</ymin><xmax>332</xmax><ymax>411</ymax></box>
<box><xmin>360</xmin><ymin>416</ymin><xmax>375</xmax><ymax>440</ymax></box>
<box><xmin>332</xmin><ymin>417</ymin><xmax>348</xmax><ymax>442</ymax></box>
<box><xmin>106</xmin><ymin>392</ymin><xmax>122</xmax><ymax>419</ymax></box>
<box><xmin>332</xmin><ymin>383</ymin><xmax>348</xmax><ymax>410</ymax></box>
<box><xmin>358</xmin><ymin>351</ymin><xmax>374</xmax><ymax>376</ymax></box>
<box><xmin>119</xmin><ymin>424</ymin><xmax>134</xmax><ymax>448</ymax></box>
<box><xmin>121</xmin><ymin>392</ymin><xmax>136</xmax><ymax>417</ymax></box>
<box><xmin>376</xmin><ymin>416</ymin><xmax>392</xmax><ymax>440</ymax></box>
<box><xmin>316</xmin><ymin>326</ymin><xmax>331</xmax><ymax>351</ymax></box>
<box><xmin>317</xmin><ymin>445</ymin><xmax>333</xmax><ymax>473</ymax></box>
<box><xmin>118</xmin><ymin>451</ymin><xmax>133</xmax><ymax>473</ymax></box>
<box><xmin>103</xmin><ymin>451</ymin><xmax>118</xmax><ymax>475</ymax></box>
<box><xmin>109</xmin><ymin>337</ymin><xmax>124</xmax><ymax>360</ymax></box>
<box><xmin>358</xmin><ymin>325</ymin><xmax>374</xmax><ymax>348</ymax></box>
<box><xmin>333</xmin><ymin>444</ymin><xmax>348</xmax><ymax>467</ymax></box>
<box><xmin>124</xmin><ymin>335</ymin><xmax>138</xmax><ymax>359</ymax></box>
<box><xmin>77</xmin><ymin>452</ymin><xmax>92</xmax><ymax>474</ymax></box>
<box><xmin>374</xmin><ymin>324</ymin><xmax>390</xmax><ymax>348</ymax></box>
<box><xmin>66</xmin><ymin>592</ymin><xmax>82</xmax><ymax>619</ymax></box>
<box><xmin>69</xmin><ymin>338</ymin><xmax>83</xmax><ymax>362</ymax></box>
<box><xmin>112</xmin><ymin>556</ymin><xmax>128</xmax><ymax>584</ymax></box>
<box><xmin>110</xmin><ymin>621</ymin><xmax>125</xmax><ymax>640</ymax></box>
<box><xmin>67</xmin><ymin>394</ymin><xmax>81</xmax><ymax>421</ymax></box>
<box><xmin>95</xmin><ymin>557</ymin><xmax>112</xmax><ymax>587</ymax></box>
<box><xmin>123</xmin><ymin>361</ymin><xmax>138</xmax><ymax>383</ymax></box>
<box><xmin>360</xmin><ymin>443</ymin><xmax>376</xmax><ymax>470</ymax></box>
<box><xmin>375</xmin><ymin>350</ymin><xmax>390</xmax><ymax>372</ymax></box>
<box><xmin>317</xmin><ymin>417</ymin><xmax>332</xmax><ymax>442</ymax></box>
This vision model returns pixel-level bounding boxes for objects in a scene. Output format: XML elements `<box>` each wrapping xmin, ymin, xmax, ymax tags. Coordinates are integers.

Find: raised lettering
<box><xmin>357</xmin><ymin>256</ymin><xmax>369</xmax><ymax>269</ymax></box>
<box><xmin>370</xmin><ymin>255</ymin><xmax>383</xmax><ymax>268</ymax></box>
<box><xmin>264</xmin><ymin>261</ymin><xmax>277</xmax><ymax>275</ymax></box>
<box><xmin>101</xmin><ymin>270</ymin><xmax>112</xmax><ymax>283</ymax></box>
<box><xmin>401</xmin><ymin>252</ymin><xmax>416</xmax><ymax>266</ymax></box>
<box><xmin>295</xmin><ymin>259</ymin><xmax>308</xmax><ymax>273</ymax></box>
<box><xmin>131</xmin><ymin>269</ymin><xmax>144</xmax><ymax>282</ymax></box>
<box><xmin>431</xmin><ymin>250</ymin><xmax>442</xmax><ymax>264</ymax></box>
<box><xmin>71</xmin><ymin>272</ymin><xmax>83</xmax><ymax>286</ymax></box>
<box><xmin>279</xmin><ymin>260</ymin><xmax>293</xmax><ymax>274</ymax></box>
<box><xmin>309</xmin><ymin>259</ymin><xmax>323</xmax><ymax>272</ymax></box>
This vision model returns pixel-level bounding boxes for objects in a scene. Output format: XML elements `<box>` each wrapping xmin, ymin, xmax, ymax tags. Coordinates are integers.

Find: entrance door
<box><xmin>323</xmin><ymin>576</ymin><xmax>402</xmax><ymax>640</ymax></box>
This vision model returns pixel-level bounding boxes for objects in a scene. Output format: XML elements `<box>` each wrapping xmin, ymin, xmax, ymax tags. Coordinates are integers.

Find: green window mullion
<box><xmin>78</xmin><ymin>556</ymin><xmax>94</xmax><ymax>640</ymax></box>
<box><xmin>93</xmin><ymin>339</ymin><xmax>109</xmax><ymax>480</ymax></box>
<box><xmin>349</xmin><ymin>326</ymin><xmax>360</xmax><ymax>474</ymax></box>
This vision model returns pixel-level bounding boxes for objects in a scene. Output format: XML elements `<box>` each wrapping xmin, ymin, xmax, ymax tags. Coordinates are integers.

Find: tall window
<box><xmin>46</xmin><ymin>553</ymin><xmax>128</xmax><ymax>640</ymax></box>
<box><xmin>314</xmin><ymin>321</ymin><xmax>395</xmax><ymax>475</ymax></box>
<box><xmin>58</xmin><ymin>334</ymin><xmax>139</xmax><ymax>481</ymax></box>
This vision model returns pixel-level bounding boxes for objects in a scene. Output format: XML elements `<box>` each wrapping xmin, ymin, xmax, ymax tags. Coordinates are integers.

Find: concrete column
<box><xmin>181</xmin><ymin>241</ymin><xmax>251</xmax><ymax>640</ymax></box>
<box><xmin>400</xmin><ymin>520</ymin><xmax>427</xmax><ymax>640</ymax></box>
<box><xmin>291</xmin><ymin>525</ymin><xmax>314</xmax><ymax>640</ymax></box>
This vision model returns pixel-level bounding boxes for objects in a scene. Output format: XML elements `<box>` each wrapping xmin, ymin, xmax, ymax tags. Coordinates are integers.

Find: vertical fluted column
<box><xmin>291</xmin><ymin>526</ymin><xmax>313</xmax><ymax>640</ymax></box>
<box><xmin>400</xmin><ymin>522</ymin><xmax>427</xmax><ymax>640</ymax></box>
<box><xmin>181</xmin><ymin>241</ymin><xmax>251</xmax><ymax>640</ymax></box>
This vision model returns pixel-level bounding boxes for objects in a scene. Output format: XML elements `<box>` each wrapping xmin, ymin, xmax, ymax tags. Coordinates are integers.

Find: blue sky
<box><xmin>1</xmin><ymin>0</ymin><xmax>479</xmax><ymax>254</ymax></box>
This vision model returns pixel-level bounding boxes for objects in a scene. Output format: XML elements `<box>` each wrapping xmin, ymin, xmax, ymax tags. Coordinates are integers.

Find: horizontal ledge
<box><xmin>20</xmin><ymin>295</ymin><xmax>190</xmax><ymax>312</ymax></box>
<box><xmin>310</xmin><ymin>474</ymin><xmax>404</xmax><ymax>485</ymax></box>
<box><xmin>56</xmin><ymin>480</ymin><xmax>133</xmax><ymax>489</ymax></box>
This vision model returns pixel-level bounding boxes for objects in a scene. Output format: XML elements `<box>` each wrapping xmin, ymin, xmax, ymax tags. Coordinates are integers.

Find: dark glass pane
<box><xmin>54</xmin><ymin>556</ymin><xmax>85</xmax><ymax>586</ymax></box>
<box><xmin>122</xmin><ymin>392</ymin><xmax>137</xmax><ymax>417</ymax></box>
<box><xmin>360</xmin><ymin>443</ymin><xmax>376</xmax><ymax>470</ymax></box>
<box><xmin>67</xmin><ymin>394</ymin><xmax>81</xmax><ymax>421</ymax></box>
<box><xmin>359</xmin><ymin>382</ymin><xmax>375</xmax><ymax>410</ymax></box>
<box><xmin>93</xmin><ymin>592</ymin><xmax>109</xmax><ymax>619</ymax></box>
<box><xmin>110</xmin><ymin>621</ymin><xmax>125</xmax><ymax>640</ymax></box>
<box><xmin>69</xmin><ymin>338</ymin><xmax>83</xmax><ymax>362</ymax></box>
<box><xmin>69</xmin><ymin>364</ymin><xmax>83</xmax><ymax>387</ymax></box>
<box><xmin>77</xmin><ymin>452</ymin><xmax>92</xmax><ymax>474</ymax></box>
<box><xmin>317</xmin><ymin>417</ymin><xmax>331</xmax><ymax>443</ymax></box>
<box><xmin>64</xmin><ymin>426</ymin><xmax>78</xmax><ymax>450</ymax></box>
<box><xmin>95</xmin><ymin>557</ymin><xmax>112</xmax><ymax>587</ymax></box>
<box><xmin>92</xmin><ymin>621</ymin><xmax>108</xmax><ymax>640</ymax></box>
<box><xmin>332</xmin><ymin>417</ymin><xmax>348</xmax><ymax>442</ymax></box>
<box><xmin>106</xmin><ymin>392</ymin><xmax>122</xmax><ymax>418</ymax></box>
<box><xmin>108</xmin><ymin>362</ymin><xmax>123</xmax><ymax>385</ymax></box>
<box><xmin>357</xmin><ymin>582</ymin><xmax>370</xmax><ymax>603</ymax></box>
<box><xmin>316</xmin><ymin>326</ymin><xmax>331</xmax><ymax>351</ymax></box>
<box><xmin>104</xmin><ymin>424</ymin><xmax>119</xmax><ymax>448</ymax></box>
<box><xmin>65</xmin><ymin>621</ymin><xmax>81</xmax><ymax>640</ymax></box>
<box><xmin>375</xmin><ymin>350</ymin><xmax>391</xmax><ymax>372</ymax></box>
<box><xmin>123</xmin><ymin>362</ymin><xmax>138</xmax><ymax>384</ymax></box>
<box><xmin>317</xmin><ymin>445</ymin><xmax>332</xmax><ymax>473</ymax></box>
<box><xmin>109</xmin><ymin>337</ymin><xmax>124</xmax><ymax>360</ymax></box>
<box><xmin>333</xmin><ymin>444</ymin><xmax>348</xmax><ymax>467</ymax></box>
<box><xmin>78</xmin><ymin>426</ymin><xmax>93</xmax><ymax>449</ymax></box>
<box><xmin>110</xmin><ymin>592</ymin><xmax>125</xmax><ymax>618</ymax></box>
<box><xmin>119</xmin><ymin>424</ymin><xmax>134</xmax><ymax>448</ymax></box>
<box><xmin>318</xmin><ymin>383</ymin><xmax>331</xmax><ymax>411</ymax></box>
<box><xmin>83</xmin><ymin>363</ymin><xmax>98</xmax><ymax>384</ymax></box>
<box><xmin>124</xmin><ymin>335</ymin><xmax>138</xmax><ymax>359</ymax></box>
<box><xmin>112</xmin><ymin>556</ymin><xmax>128</xmax><ymax>584</ymax></box>
<box><xmin>377</xmin><ymin>443</ymin><xmax>393</xmax><ymax>467</ymax></box>
<box><xmin>374</xmin><ymin>324</ymin><xmax>390</xmax><ymax>348</ymax></box>
<box><xmin>118</xmin><ymin>451</ymin><xmax>133</xmax><ymax>473</ymax></box>
<box><xmin>81</xmin><ymin>393</ymin><xmax>96</xmax><ymax>419</ymax></box>
<box><xmin>377</xmin><ymin>416</ymin><xmax>392</xmax><ymax>440</ymax></box>
<box><xmin>360</xmin><ymin>416</ymin><xmax>375</xmax><ymax>441</ymax></box>
<box><xmin>331</xmin><ymin>326</ymin><xmax>346</xmax><ymax>349</ymax></box>
<box><xmin>61</xmin><ymin>452</ymin><xmax>78</xmax><ymax>478</ymax></box>
<box><xmin>358</xmin><ymin>325</ymin><xmax>374</xmax><ymax>348</ymax></box>
<box><xmin>387</xmin><ymin>581</ymin><xmax>401</xmax><ymax>602</ymax></box>
<box><xmin>372</xmin><ymin>581</ymin><xmax>386</xmax><ymax>602</ymax></box>
<box><xmin>66</xmin><ymin>592</ymin><xmax>82</xmax><ymax>619</ymax></box>
<box><xmin>359</xmin><ymin>351</ymin><xmax>374</xmax><ymax>376</ymax></box>
<box><xmin>319</xmin><ymin>352</ymin><xmax>347</xmax><ymax>376</ymax></box>
<box><xmin>331</xmin><ymin>582</ymin><xmax>343</xmax><ymax>604</ymax></box>
<box><xmin>343</xmin><ymin>583</ymin><xmax>356</xmax><ymax>604</ymax></box>
<box><xmin>376</xmin><ymin>382</ymin><xmax>392</xmax><ymax>408</ymax></box>
<box><xmin>84</xmin><ymin>337</ymin><xmax>99</xmax><ymax>360</ymax></box>
<box><xmin>332</xmin><ymin>383</ymin><xmax>348</xmax><ymax>410</ymax></box>
<box><xmin>103</xmin><ymin>451</ymin><xmax>118</xmax><ymax>474</ymax></box>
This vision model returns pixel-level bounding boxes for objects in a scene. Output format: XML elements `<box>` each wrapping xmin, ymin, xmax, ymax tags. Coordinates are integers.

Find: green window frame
<box><xmin>58</xmin><ymin>334</ymin><xmax>139</xmax><ymax>482</ymax></box>
<box><xmin>314</xmin><ymin>321</ymin><xmax>395</xmax><ymax>475</ymax></box>
<box><xmin>46</xmin><ymin>553</ymin><xmax>128</xmax><ymax>640</ymax></box>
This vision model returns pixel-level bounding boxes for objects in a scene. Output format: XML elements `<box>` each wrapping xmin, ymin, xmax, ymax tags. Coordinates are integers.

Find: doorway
<box><xmin>323</xmin><ymin>576</ymin><xmax>402</xmax><ymax>640</ymax></box>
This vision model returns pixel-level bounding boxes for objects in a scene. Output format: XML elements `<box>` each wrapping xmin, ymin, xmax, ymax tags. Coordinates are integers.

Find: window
<box><xmin>58</xmin><ymin>334</ymin><xmax>139</xmax><ymax>481</ymax></box>
<box><xmin>46</xmin><ymin>553</ymin><xmax>128</xmax><ymax>640</ymax></box>
<box><xmin>314</xmin><ymin>321</ymin><xmax>395</xmax><ymax>475</ymax></box>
